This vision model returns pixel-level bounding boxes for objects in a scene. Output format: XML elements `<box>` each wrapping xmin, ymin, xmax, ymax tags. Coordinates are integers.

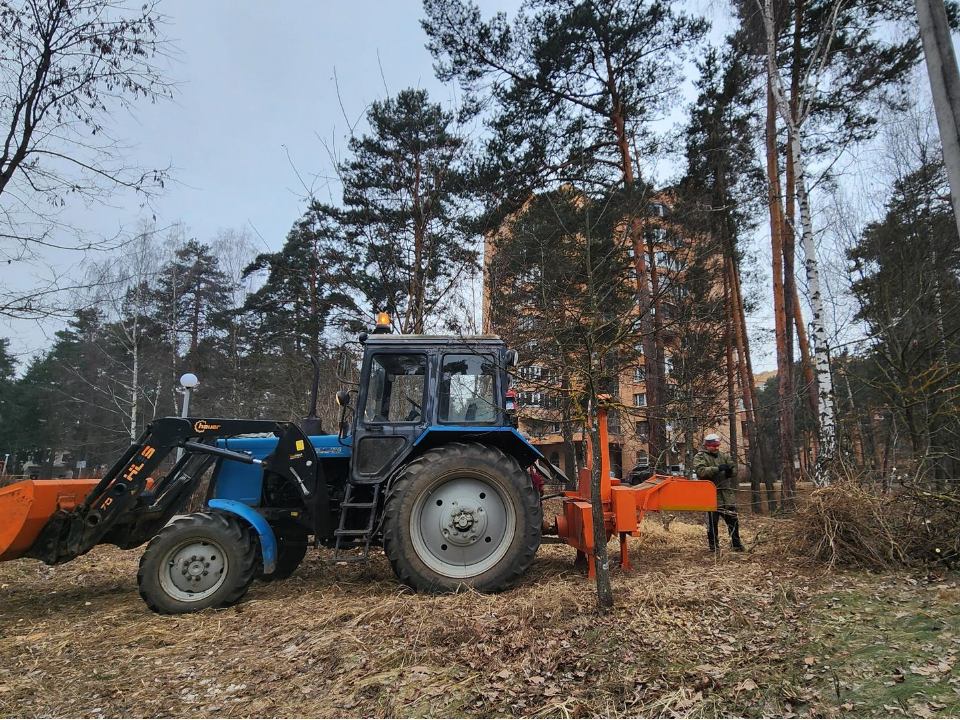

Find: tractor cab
<box><xmin>344</xmin><ymin>333</ymin><xmax>521</xmax><ymax>485</ymax></box>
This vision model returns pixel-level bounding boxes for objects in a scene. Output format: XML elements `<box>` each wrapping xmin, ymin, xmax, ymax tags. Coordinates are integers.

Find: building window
<box><xmin>635</xmin><ymin>421</ymin><xmax>649</xmax><ymax>437</ymax></box>
<box><xmin>633</xmin><ymin>393</ymin><xmax>646</xmax><ymax>407</ymax></box>
<box><xmin>549</xmin><ymin>451</ymin><xmax>561</xmax><ymax>467</ymax></box>
<box><xmin>663</xmin><ymin>355</ymin><xmax>673</xmax><ymax>376</ymax></box>
<box><xmin>517</xmin><ymin>391</ymin><xmax>543</xmax><ymax>407</ymax></box>
<box><xmin>607</xmin><ymin>410</ymin><xmax>621</xmax><ymax>434</ymax></box>
<box><xmin>635</xmin><ymin>450</ymin><xmax>649</xmax><ymax>466</ymax></box>
<box><xmin>633</xmin><ymin>366</ymin><xmax>645</xmax><ymax>383</ymax></box>
<box><xmin>517</xmin><ymin>365</ymin><xmax>543</xmax><ymax>381</ymax></box>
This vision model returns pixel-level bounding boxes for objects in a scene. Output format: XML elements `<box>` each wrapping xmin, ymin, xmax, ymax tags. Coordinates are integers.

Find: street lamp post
<box><xmin>176</xmin><ymin>373</ymin><xmax>199</xmax><ymax>462</ymax></box>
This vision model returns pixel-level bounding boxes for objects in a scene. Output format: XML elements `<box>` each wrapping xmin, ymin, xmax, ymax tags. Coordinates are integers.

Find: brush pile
<box><xmin>793</xmin><ymin>479</ymin><xmax>960</xmax><ymax>570</ymax></box>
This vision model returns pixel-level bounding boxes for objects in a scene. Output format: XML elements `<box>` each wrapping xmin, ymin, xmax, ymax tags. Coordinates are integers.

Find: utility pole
<box><xmin>917</xmin><ymin>0</ymin><xmax>960</xmax><ymax>239</ymax></box>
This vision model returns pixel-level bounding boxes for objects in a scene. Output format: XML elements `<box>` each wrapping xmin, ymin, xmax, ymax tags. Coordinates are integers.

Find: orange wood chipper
<box><xmin>542</xmin><ymin>404</ymin><xmax>717</xmax><ymax>575</ymax></box>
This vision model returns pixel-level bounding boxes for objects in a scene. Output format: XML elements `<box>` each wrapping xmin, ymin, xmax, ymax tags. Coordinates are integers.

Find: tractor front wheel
<box><xmin>382</xmin><ymin>442</ymin><xmax>541</xmax><ymax>592</ymax></box>
<box><xmin>137</xmin><ymin>512</ymin><xmax>259</xmax><ymax>614</ymax></box>
<box><xmin>258</xmin><ymin>523</ymin><xmax>308</xmax><ymax>581</ymax></box>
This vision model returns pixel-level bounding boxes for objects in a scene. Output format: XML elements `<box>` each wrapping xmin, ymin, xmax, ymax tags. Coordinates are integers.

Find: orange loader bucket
<box><xmin>0</xmin><ymin>479</ymin><xmax>98</xmax><ymax>561</ymax></box>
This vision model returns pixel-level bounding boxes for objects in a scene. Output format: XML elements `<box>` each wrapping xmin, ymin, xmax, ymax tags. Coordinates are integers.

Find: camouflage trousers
<box><xmin>707</xmin><ymin>485</ymin><xmax>742</xmax><ymax>550</ymax></box>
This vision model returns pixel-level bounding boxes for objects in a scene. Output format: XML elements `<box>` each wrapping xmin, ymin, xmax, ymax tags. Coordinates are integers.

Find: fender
<box><xmin>207</xmin><ymin>499</ymin><xmax>277</xmax><ymax>574</ymax></box>
<box><xmin>412</xmin><ymin>426</ymin><xmax>545</xmax><ymax>468</ymax></box>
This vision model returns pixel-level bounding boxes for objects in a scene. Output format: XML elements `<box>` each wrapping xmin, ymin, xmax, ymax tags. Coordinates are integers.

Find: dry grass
<box><xmin>0</xmin><ymin>514</ymin><xmax>957</xmax><ymax>718</ymax></box>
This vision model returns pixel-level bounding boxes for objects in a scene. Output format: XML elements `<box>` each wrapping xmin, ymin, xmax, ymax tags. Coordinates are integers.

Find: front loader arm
<box><xmin>27</xmin><ymin>417</ymin><xmax>281</xmax><ymax>565</ymax></box>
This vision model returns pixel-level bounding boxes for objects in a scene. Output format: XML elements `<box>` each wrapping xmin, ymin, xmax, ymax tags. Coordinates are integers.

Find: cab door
<box><xmin>351</xmin><ymin>352</ymin><xmax>428</xmax><ymax>483</ymax></box>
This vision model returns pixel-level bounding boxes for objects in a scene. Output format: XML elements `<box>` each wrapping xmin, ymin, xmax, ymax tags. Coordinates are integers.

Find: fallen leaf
<box><xmin>739</xmin><ymin>679</ymin><xmax>758</xmax><ymax>691</ymax></box>
<box><xmin>804</xmin><ymin>656</ymin><xmax>816</xmax><ymax>666</ymax></box>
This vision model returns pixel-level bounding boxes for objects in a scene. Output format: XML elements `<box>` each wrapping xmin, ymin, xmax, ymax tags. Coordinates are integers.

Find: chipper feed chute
<box><xmin>0</xmin><ymin>479</ymin><xmax>99</xmax><ymax>561</ymax></box>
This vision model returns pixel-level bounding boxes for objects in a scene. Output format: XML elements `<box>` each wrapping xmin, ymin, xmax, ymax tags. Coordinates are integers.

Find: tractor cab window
<box><xmin>363</xmin><ymin>354</ymin><xmax>426</xmax><ymax>423</ymax></box>
<box><xmin>439</xmin><ymin>354</ymin><xmax>497</xmax><ymax>423</ymax></box>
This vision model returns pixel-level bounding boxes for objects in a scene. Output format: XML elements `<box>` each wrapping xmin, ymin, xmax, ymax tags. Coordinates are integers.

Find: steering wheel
<box><xmin>404</xmin><ymin>394</ymin><xmax>422</xmax><ymax>422</ymax></box>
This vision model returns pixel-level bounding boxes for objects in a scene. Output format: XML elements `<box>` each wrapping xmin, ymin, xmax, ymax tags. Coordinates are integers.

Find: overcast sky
<box><xmin>0</xmin><ymin>0</ymin><xmax>527</xmax><ymax>362</ymax></box>
<box><xmin>0</xmin><ymin>0</ymin><xmax>899</xmax><ymax>376</ymax></box>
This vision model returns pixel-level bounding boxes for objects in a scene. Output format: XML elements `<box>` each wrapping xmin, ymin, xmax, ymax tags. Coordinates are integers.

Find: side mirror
<box><xmin>335</xmin><ymin>390</ymin><xmax>354</xmax><ymax>441</ymax></box>
<box><xmin>505</xmin><ymin>349</ymin><xmax>520</xmax><ymax>368</ymax></box>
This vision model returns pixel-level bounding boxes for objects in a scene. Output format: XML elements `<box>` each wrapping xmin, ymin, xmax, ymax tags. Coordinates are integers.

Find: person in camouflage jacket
<box><xmin>693</xmin><ymin>433</ymin><xmax>744</xmax><ymax>553</ymax></box>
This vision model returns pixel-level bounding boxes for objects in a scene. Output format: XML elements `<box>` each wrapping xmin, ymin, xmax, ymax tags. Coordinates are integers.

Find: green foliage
<box><xmin>733</xmin><ymin>0</ymin><xmax>935</xmax><ymax>154</ymax></box>
<box><xmin>340</xmin><ymin>88</ymin><xmax>480</xmax><ymax>333</ymax></box>
<box><xmin>244</xmin><ymin>201</ymin><xmax>359</xmax><ymax>356</ymax></box>
<box><xmin>846</xmin><ymin>155</ymin><xmax>960</xmax><ymax>478</ymax></box>
<box><xmin>423</xmin><ymin>0</ymin><xmax>708</xmax><ymax>205</ymax></box>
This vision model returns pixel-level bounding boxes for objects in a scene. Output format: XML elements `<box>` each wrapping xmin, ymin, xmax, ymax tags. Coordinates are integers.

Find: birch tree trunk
<box><xmin>761</xmin><ymin>0</ymin><xmax>837</xmax><ymax>487</ymax></box>
<box><xmin>130</xmin><ymin>320</ymin><xmax>139</xmax><ymax>442</ymax></box>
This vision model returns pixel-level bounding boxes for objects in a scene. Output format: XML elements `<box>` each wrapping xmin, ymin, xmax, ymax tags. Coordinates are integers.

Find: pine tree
<box><xmin>243</xmin><ymin>201</ymin><xmax>358</xmax><ymax>358</ymax></box>
<box><xmin>154</xmin><ymin>240</ymin><xmax>232</xmax><ymax>358</ymax></box>
<box><xmin>340</xmin><ymin>88</ymin><xmax>480</xmax><ymax>334</ymax></box>
<box><xmin>848</xmin><ymin>156</ymin><xmax>960</xmax><ymax>482</ymax></box>
<box><xmin>423</xmin><ymin>0</ymin><xmax>709</xmax><ymax>479</ymax></box>
<box><xmin>678</xmin><ymin>39</ymin><xmax>772</xmax><ymax>510</ymax></box>
<box><xmin>738</xmin><ymin>0</ymin><xmax>942</xmax><ymax>489</ymax></box>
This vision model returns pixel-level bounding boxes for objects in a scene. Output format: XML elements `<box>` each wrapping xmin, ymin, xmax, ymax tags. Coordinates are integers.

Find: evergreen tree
<box><xmin>848</xmin><ymin>156</ymin><xmax>960</xmax><ymax>481</ymax></box>
<box><xmin>154</xmin><ymin>240</ymin><xmax>233</xmax><ymax>360</ymax></box>
<box><xmin>424</xmin><ymin>0</ymin><xmax>709</xmax><ymax>482</ymax></box>
<box><xmin>340</xmin><ymin>88</ymin><xmax>480</xmax><ymax>333</ymax></box>
<box><xmin>243</xmin><ymin>201</ymin><xmax>358</xmax><ymax>357</ymax></box>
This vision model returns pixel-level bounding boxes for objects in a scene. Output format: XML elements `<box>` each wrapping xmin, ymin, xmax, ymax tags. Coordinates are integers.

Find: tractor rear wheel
<box><xmin>382</xmin><ymin>442</ymin><xmax>541</xmax><ymax>592</ymax></box>
<box><xmin>137</xmin><ymin>512</ymin><xmax>259</xmax><ymax>614</ymax></box>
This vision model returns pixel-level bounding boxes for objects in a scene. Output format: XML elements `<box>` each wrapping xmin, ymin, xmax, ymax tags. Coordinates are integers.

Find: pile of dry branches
<box><xmin>793</xmin><ymin>479</ymin><xmax>960</xmax><ymax>570</ymax></box>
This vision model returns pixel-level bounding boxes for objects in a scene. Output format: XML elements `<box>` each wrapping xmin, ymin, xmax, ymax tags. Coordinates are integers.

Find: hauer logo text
<box><xmin>193</xmin><ymin>420</ymin><xmax>222</xmax><ymax>433</ymax></box>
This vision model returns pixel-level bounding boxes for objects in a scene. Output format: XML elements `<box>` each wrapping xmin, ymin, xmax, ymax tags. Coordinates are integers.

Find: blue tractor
<box><xmin>9</xmin><ymin>323</ymin><xmax>556</xmax><ymax>614</ymax></box>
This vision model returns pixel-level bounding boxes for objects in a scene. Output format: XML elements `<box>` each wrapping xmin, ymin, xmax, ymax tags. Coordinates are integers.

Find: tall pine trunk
<box><xmin>611</xmin><ymin>100</ymin><xmax>665</xmax><ymax>470</ymax></box>
<box><xmin>727</xmin><ymin>256</ymin><xmax>764</xmax><ymax>511</ymax></box>
<box><xmin>723</xmin><ymin>268</ymin><xmax>739</xmax><ymax>459</ymax></box>
<box><xmin>763</xmin><ymin>0</ymin><xmax>838</xmax><ymax>487</ymax></box>
<box><xmin>764</xmin><ymin>77</ymin><xmax>797</xmax><ymax>507</ymax></box>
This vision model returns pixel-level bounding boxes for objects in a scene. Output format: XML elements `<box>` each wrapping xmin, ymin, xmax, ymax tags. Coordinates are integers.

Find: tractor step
<box><xmin>334</xmin><ymin>527</ymin><xmax>375</xmax><ymax>537</ymax></box>
<box><xmin>332</xmin><ymin>481</ymin><xmax>382</xmax><ymax>562</ymax></box>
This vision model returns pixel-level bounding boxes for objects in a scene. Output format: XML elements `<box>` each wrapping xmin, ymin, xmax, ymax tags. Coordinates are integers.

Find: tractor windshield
<box><xmin>363</xmin><ymin>354</ymin><xmax>427</xmax><ymax>423</ymax></box>
<box><xmin>439</xmin><ymin>353</ymin><xmax>497</xmax><ymax>424</ymax></box>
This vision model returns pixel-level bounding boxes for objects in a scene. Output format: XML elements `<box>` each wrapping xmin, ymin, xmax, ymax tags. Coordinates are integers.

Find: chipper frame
<box><xmin>544</xmin><ymin>404</ymin><xmax>718</xmax><ymax>576</ymax></box>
